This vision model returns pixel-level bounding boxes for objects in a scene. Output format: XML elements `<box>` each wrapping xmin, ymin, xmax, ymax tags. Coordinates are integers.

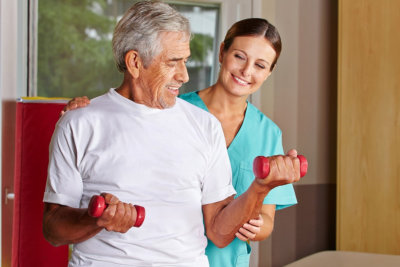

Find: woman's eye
<box><xmin>235</xmin><ymin>54</ymin><xmax>245</xmax><ymax>60</ymax></box>
<box><xmin>256</xmin><ymin>63</ymin><xmax>266</xmax><ymax>69</ymax></box>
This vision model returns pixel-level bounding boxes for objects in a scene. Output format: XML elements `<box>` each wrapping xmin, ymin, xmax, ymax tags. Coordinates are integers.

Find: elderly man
<box><xmin>43</xmin><ymin>1</ymin><xmax>300</xmax><ymax>266</ymax></box>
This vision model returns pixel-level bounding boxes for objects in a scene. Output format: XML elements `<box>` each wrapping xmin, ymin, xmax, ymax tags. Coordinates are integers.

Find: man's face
<box><xmin>137</xmin><ymin>32</ymin><xmax>190</xmax><ymax>109</ymax></box>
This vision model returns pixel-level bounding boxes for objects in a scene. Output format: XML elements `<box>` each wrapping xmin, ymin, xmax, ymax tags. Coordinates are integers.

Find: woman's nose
<box><xmin>241</xmin><ymin>62</ymin><xmax>252</xmax><ymax>77</ymax></box>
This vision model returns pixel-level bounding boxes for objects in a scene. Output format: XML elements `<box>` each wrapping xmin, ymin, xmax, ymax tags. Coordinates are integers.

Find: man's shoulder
<box><xmin>175</xmin><ymin>98</ymin><xmax>223</xmax><ymax>143</ymax></box>
<box><xmin>89</xmin><ymin>89</ymin><xmax>114</xmax><ymax>106</ymax></box>
<box><xmin>176</xmin><ymin>97</ymin><xmax>218</xmax><ymax>123</ymax></box>
<box><xmin>58</xmin><ymin>91</ymin><xmax>113</xmax><ymax>125</ymax></box>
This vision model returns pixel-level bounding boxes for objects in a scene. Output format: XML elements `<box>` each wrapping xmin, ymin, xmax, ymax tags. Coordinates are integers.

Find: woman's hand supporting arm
<box><xmin>202</xmin><ymin>180</ymin><xmax>271</xmax><ymax>248</ymax></box>
<box><xmin>235</xmin><ymin>204</ymin><xmax>276</xmax><ymax>242</ymax></box>
<box><xmin>202</xmin><ymin>154</ymin><xmax>300</xmax><ymax>248</ymax></box>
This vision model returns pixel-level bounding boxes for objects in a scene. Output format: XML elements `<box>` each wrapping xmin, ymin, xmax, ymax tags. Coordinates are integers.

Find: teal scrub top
<box><xmin>179</xmin><ymin>92</ymin><xmax>297</xmax><ymax>267</ymax></box>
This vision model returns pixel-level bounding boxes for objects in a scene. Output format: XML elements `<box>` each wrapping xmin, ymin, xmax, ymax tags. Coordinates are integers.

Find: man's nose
<box><xmin>176</xmin><ymin>62</ymin><xmax>189</xmax><ymax>84</ymax></box>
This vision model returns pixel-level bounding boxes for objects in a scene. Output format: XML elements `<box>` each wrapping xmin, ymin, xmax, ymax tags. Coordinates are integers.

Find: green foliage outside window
<box><xmin>38</xmin><ymin>0</ymin><xmax>120</xmax><ymax>98</ymax></box>
<box><xmin>37</xmin><ymin>0</ymin><xmax>217</xmax><ymax>98</ymax></box>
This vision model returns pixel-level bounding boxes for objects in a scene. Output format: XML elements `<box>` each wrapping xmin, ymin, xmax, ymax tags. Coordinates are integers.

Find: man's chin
<box><xmin>159</xmin><ymin>97</ymin><xmax>177</xmax><ymax>109</ymax></box>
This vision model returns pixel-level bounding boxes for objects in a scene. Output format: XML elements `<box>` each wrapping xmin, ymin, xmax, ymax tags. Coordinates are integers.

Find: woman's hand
<box><xmin>60</xmin><ymin>96</ymin><xmax>90</xmax><ymax>117</ymax></box>
<box><xmin>235</xmin><ymin>214</ymin><xmax>264</xmax><ymax>241</ymax></box>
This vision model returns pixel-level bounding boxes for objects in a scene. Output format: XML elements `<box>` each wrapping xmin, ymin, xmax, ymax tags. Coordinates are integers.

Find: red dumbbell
<box><xmin>88</xmin><ymin>195</ymin><xmax>145</xmax><ymax>227</ymax></box>
<box><xmin>253</xmin><ymin>155</ymin><xmax>308</xmax><ymax>179</ymax></box>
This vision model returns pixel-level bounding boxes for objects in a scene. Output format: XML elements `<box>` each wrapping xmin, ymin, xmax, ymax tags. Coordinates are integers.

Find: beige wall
<box><xmin>255</xmin><ymin>0</ymin><xmax>337</xmax><ymax>266</ymax></box>
<box><xmin>258</xmin><ymin>0</ymin><xmax>337</xmax><ymax>186</ymax></box>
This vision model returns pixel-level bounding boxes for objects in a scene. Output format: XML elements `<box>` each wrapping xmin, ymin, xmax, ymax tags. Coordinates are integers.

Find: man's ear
<box><xmin>125</xmin><ymin>50</ymin><xmax>142</xmax><ymax>78</ymax></box>
<box><xmin>218</xmin><ymin>42</ymin><xmax>225</xmax><ymax>64</ymax></box>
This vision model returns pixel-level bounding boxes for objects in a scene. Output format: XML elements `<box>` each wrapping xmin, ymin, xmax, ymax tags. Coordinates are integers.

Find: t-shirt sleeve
<box><xmin>201</xmin><ymin>119</ymin><xmax>236</xmax><ymax>205</ymax></box>
<box><xmin>43</xmin><ymin>122</ymin><xmax>83</xmax><ymax>208</ymax></box>
<box><xmin>262</xmin><ymin>129</ymin><xmax>298</xmax><ymax>209</ymax></box>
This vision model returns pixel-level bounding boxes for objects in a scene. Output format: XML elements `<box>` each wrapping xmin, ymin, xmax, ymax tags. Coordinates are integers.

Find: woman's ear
<box><xmin>125</xmin><ymin>50</ymin><xmax>141</xmax><ymax>78</ymax></box>
<box><xmin>218</xmin><ymin>42</ymin><xmax>225</xmax><ymax>64</ymax></box>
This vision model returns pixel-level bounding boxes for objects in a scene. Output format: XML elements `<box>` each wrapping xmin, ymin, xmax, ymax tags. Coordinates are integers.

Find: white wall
<box><xmin>256</xmin><ymin>0</ymin><xmax>337</xmax><ymax>265</ymax></box>
<box><xmin>1</xmin><ymin>0</ymin><xmax>28</xmax><ymax>263</ymax></box>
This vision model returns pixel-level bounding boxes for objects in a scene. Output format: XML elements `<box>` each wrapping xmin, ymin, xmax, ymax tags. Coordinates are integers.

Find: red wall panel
<box><xmin>12</xmin><ymin>101</ymin><xmax>68</xmax><ymax>267</ymax></box>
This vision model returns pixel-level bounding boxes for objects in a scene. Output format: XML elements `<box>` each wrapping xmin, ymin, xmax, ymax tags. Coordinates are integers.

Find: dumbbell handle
<box><xmin>253</xmin><ymin>155</ymin><xmax>308</xmax><ymax>179</ymax></box>
<box><xmin>87</xmin><ymin>195</ymin><xmax>145</xmax><ymax>227</ymax></box>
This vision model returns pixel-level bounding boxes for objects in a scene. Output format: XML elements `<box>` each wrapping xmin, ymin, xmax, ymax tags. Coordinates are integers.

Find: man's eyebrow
<box><xmin>169</xmin><ymin>55</ymin><xmax>191</xmax><ymax>61</ymax></box>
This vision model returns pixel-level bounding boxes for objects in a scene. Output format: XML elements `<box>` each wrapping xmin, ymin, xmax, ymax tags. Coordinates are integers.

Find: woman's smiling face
<box><xmin>218</xmin><ymin>35</ymin><xmax>277</xmax><ymax>97</ymax></box>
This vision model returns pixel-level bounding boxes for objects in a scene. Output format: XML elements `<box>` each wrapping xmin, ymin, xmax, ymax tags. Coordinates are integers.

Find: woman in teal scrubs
<box><xmin>180</xmin><ymin>18</ymin><xmax>297</xmax><ymax>267</ymax></box>
<box><xmin>64</xmin><ymin>18</ymin><xmax>297</xmax><ymax>267</ymax></box>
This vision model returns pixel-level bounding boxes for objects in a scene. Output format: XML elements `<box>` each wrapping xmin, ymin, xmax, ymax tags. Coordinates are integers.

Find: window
<box><xmin>170</xmin><ymin>2</ymin><xmax>220</xmax><ymax>94</ymax></box>
<box><xmin>36</xmin><ymin>0</ymin><xmax>220</xmax><ymax>98</ymax></box>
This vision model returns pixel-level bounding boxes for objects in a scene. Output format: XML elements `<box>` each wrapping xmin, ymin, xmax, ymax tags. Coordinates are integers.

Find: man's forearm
<box><xmin>43</xmin><ymin>203</ymin><xmax>102</xmax><ymax>246</ymax></box>
<box><xmin>205</xmin><ymin>181</ymin><xmax>271</xmax><ymax>247</ymax></box>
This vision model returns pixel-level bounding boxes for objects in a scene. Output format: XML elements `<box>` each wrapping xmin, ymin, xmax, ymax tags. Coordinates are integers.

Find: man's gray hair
<box><xmin>112</xmin><ymin>1</ymin><xmax>190</xmax><ymax>72</ymax></box>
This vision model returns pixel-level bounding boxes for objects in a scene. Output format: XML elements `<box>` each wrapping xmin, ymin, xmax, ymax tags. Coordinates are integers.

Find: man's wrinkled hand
<box><xmin>95</xmin><ymin>193</ymin><xmax>139</xmax><ymax>233</ymax></box>
<box><xmin>256</xmin><ymin>149</ymin><xmax>302</xmax><ymax>190</ymax></box>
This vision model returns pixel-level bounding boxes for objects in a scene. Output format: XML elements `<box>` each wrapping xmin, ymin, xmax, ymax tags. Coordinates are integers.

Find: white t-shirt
<box><xmin>44</xmin><ymin>89</ymin><xmax>236</xmax><ymax>267</ymax></box>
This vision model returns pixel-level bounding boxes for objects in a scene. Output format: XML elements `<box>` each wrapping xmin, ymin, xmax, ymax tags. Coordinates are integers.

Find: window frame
<box><xmin>26</xmin><ymin>0</ymin><xmax>261</xmax><ymax>99</ymax></box>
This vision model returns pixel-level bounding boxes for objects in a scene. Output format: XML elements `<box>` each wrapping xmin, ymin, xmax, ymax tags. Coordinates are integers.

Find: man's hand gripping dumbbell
<box><xmin>87</xmin><ymin>193</ymin><xmax>145</xmax><ymax>231</ymax></box>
